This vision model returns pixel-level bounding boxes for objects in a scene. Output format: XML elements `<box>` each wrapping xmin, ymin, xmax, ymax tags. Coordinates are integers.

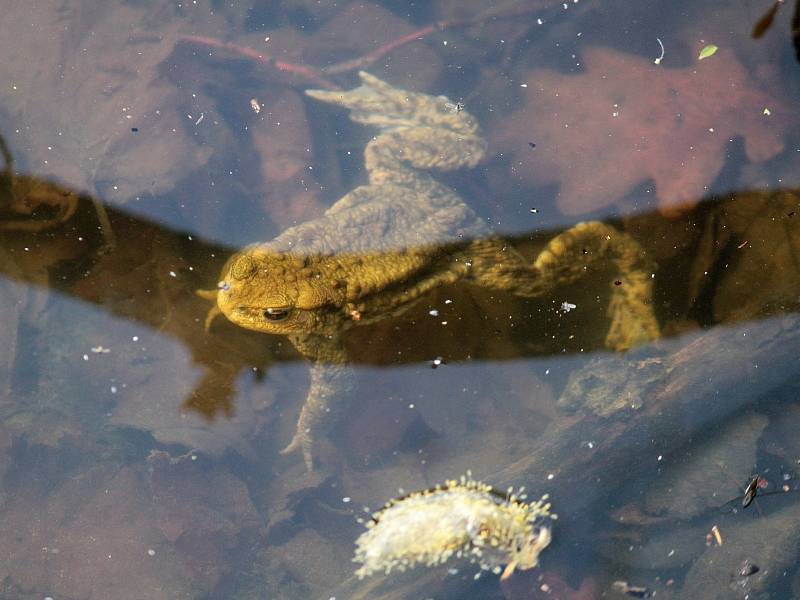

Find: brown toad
<box><xmin>201</xmin><ymin>72</ymin><xmax>659</xmax><ymax>470</ymax></box>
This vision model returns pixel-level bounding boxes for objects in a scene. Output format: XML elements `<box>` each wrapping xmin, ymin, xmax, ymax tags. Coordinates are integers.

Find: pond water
<box><xmin>1</xmin><ymin>1</ymin><xmax>800</xmax><ymax>598</ymax></box>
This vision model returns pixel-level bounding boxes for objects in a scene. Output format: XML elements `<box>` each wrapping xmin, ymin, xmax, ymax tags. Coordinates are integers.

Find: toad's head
<box><xmin>210</xmin><ymin>248</ymin><xmax>344</xmax><ymax>335</ymax></box>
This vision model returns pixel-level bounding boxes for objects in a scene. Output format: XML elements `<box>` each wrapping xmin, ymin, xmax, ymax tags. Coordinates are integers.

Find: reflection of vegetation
<box><xmin>4</xmin><ymin>150</ymin><xmax>800</xmax><ymax>600</ymax></box>
<box><xmin>3</xmin><ymin>147</ymin><xmax>800</xmax><ymax>434</ymax></box>
<box><xmin>0</xmin><ymin>134</ymin><xmax>79</xmax><ymax>232</ymax></box>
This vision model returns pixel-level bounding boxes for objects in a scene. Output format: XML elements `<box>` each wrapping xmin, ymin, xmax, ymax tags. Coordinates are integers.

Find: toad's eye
<box><xmin>264</xmin><ymin>307</ymin><xmax>291</xmax><ymax>321</ymax></box>
<box><xmin>231</xmin><ymin>255</ymin><xmax>257</xmax><ymax>280</ymax></box>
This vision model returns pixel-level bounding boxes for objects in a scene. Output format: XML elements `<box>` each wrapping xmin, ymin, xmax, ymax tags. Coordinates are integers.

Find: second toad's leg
<box><xmin>534</xmin><ymin>222</ymin><xmax>658</xmax><ymax>351</ymax></box>
<box><xmin>470</xmin><ymin>222</ymin><xmax>659</xmax><ymax>351</ymax></box>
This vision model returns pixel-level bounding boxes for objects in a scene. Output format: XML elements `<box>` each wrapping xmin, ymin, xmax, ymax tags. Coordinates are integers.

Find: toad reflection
<box><xmin>200</xmin><ymin>72</ymin><xmax>659</xmax><ymax>470</ymax></box>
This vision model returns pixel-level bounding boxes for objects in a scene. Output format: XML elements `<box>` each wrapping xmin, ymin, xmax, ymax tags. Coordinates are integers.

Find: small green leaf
<box><xmin>698</xmin><ymin>44</ymin><xmax>719</xmax><ymax>60</ymax></box>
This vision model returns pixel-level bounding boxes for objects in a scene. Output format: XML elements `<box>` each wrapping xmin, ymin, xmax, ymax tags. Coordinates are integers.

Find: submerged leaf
<box><xmin>491</xmin><ymin>46</ymin><xmax>789</xmax><ymax>216</ymax></box>
<box><xmin>752</xmin><ymin>1</ymin><xmax>782</xmax><ymax>38</ymax></box>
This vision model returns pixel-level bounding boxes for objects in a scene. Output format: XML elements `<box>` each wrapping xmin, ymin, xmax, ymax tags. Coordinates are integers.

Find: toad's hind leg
<box><xmin>471</xmin><ymin>222</ymin><xmax>659</xmax><ymax>351</ymax></box>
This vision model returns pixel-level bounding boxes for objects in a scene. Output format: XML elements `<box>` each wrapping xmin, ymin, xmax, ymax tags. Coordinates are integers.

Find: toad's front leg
<box><xmin>281</xmin><ymin>334</ymin><xmax>354</xmax><ymax>471</ymax></box>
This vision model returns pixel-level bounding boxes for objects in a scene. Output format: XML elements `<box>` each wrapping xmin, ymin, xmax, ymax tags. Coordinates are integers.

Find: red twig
<box><xmin>324</xmin><ymin>23</ymin><xmax>444</xmax><ymax>74</ymax></box>
<box><xmin>178</xmin><ymin>2</ymin><xmax>575</xmax><ymax>88</ymax></box>
<box><xmin>178</xmin><ymin>34</ymin><xmax>339</xmax><ymax>89</ymax></box>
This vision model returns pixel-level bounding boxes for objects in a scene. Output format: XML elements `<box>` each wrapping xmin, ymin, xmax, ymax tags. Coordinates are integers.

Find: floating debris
<box><xmin>698</xmin><ymin>44</ymin><xmax>719</xmax><ymax>60</ymax></box>
<box><xmin>612</xmin><ymin>580</ymin><xmax>651</xmax><ymax>598</ymax></box>
<box><xmin>560</xmin><ymin>301</ymin><xmax>576</xmax><ymax>313</ymax></box>
<box><xmin>353</xmin><ymin>473</ymin><xmax>554</xmax><ymax>580</ymax></box>
<box><xmin>653</xmin><ymin>37</ymin><xmax>665</xmax><ymax>65</ymax></box>
<box><xmin>739</xmin><ymin>559</ymin><xmax>760</xmax><ymax>577</ymax></box>
<box><xmin>742</xmin><ymin>475</ymin><xmax>766</xmax><ymax>508</ymax></box>
<box><xmin>250</xmin><ymin>98</ymin><xmax>262</xmax><ymax>114</ymax></box>
<box><xmin>710</xmin><ymin>524</ymin><xmax>723</xmax><ymax>546</ymax></box>
<box><xmin>444</xmin><ymin>101</ymin><xmax>465</xmax><ymax>113</ymax></box>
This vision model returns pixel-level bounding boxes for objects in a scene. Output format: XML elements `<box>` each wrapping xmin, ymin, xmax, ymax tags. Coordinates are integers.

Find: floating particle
<box><xmin>739</xmin><ymin>560</ymin><xmax>759</xmax><ymax>577</ymax></box>
<box><xmin>429</xmin><ymin>309</ymin><xmax>439</xmax><ymax>316</ymax></box>
<box><xmin>528</xmin><ymin>142</ymin><xmax>536</xmax><ymax>148</ymax></box>
<box><xmin>530</xmin><ymin>208</ymin><xmax>539</xmax><ymax>213</ymax></box>
<box><xmin>614</xmin><ymin>280</ymin><xmax>622</xmax><ymax>286</ymax></box>
<box><xmin>653</xmin><ymin>37</ymin><xmax>665</xmax><ymax>65</ymax></box>
<box><xmin>147</xmin><ymin>548</ymin><xmax>156</xmax><ymax>556</ymax></box>
<box><xmin>431</xmin><ymin>357</ymin><xmax>444</xmax><ymax>369</ymax></box>
<box><xmin>710</xmin><ymin>524</ymin><xmax>723</xmax><ymax>545</ymax></box>
<box><xmin>353</xmin><ymin>474</ymin><xmax>554</xmax><ymax>581</ymax></box>
<box><xmin>250</xmin><ymin>98</ymin><xmax>262</xmax><ymax>114</ymax></box>
<box><xmin>612</xmin><ymin>580</ymin><xmax>651</xmax><ymax>598</ymax></box>
<box><xmin>90</xmin><ymin>346</ymin><xmax>110</xmax><ymax>354</ymax></box>
<box><xmin>560</xmin><ymin>301</ymin><xmax>576</xmax><ymax>313</ymax></box>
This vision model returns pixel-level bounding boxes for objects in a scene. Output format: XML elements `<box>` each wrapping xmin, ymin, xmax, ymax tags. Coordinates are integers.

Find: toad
<box><xmin>200</xmin><ymin>72</ymin><xmax>659</xmax><ymax>470</ymax></box>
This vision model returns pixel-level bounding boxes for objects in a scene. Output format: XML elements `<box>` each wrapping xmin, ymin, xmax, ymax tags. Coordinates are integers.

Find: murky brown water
<box><xmin>1</xmin><ymin>1</ymin><xmax>800</xmax><ymax>598</ymax></box>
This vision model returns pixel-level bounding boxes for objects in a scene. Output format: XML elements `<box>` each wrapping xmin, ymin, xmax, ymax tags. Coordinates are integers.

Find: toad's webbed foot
<box><xmin>306</xmin><ymin>72</ymin><xmax>486</xmax><ymax>179</ymax></box>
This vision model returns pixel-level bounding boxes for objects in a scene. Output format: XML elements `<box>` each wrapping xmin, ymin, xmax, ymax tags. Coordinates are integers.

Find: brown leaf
<box><xmin>492</xmin><ymin>46</ymin><xmax>789</xmax><ymax>216</ymax></box>
<box><xmin>0</xmin><ymin>1</ymin><xmax>227</xmax><ymax>203</ymax></box>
